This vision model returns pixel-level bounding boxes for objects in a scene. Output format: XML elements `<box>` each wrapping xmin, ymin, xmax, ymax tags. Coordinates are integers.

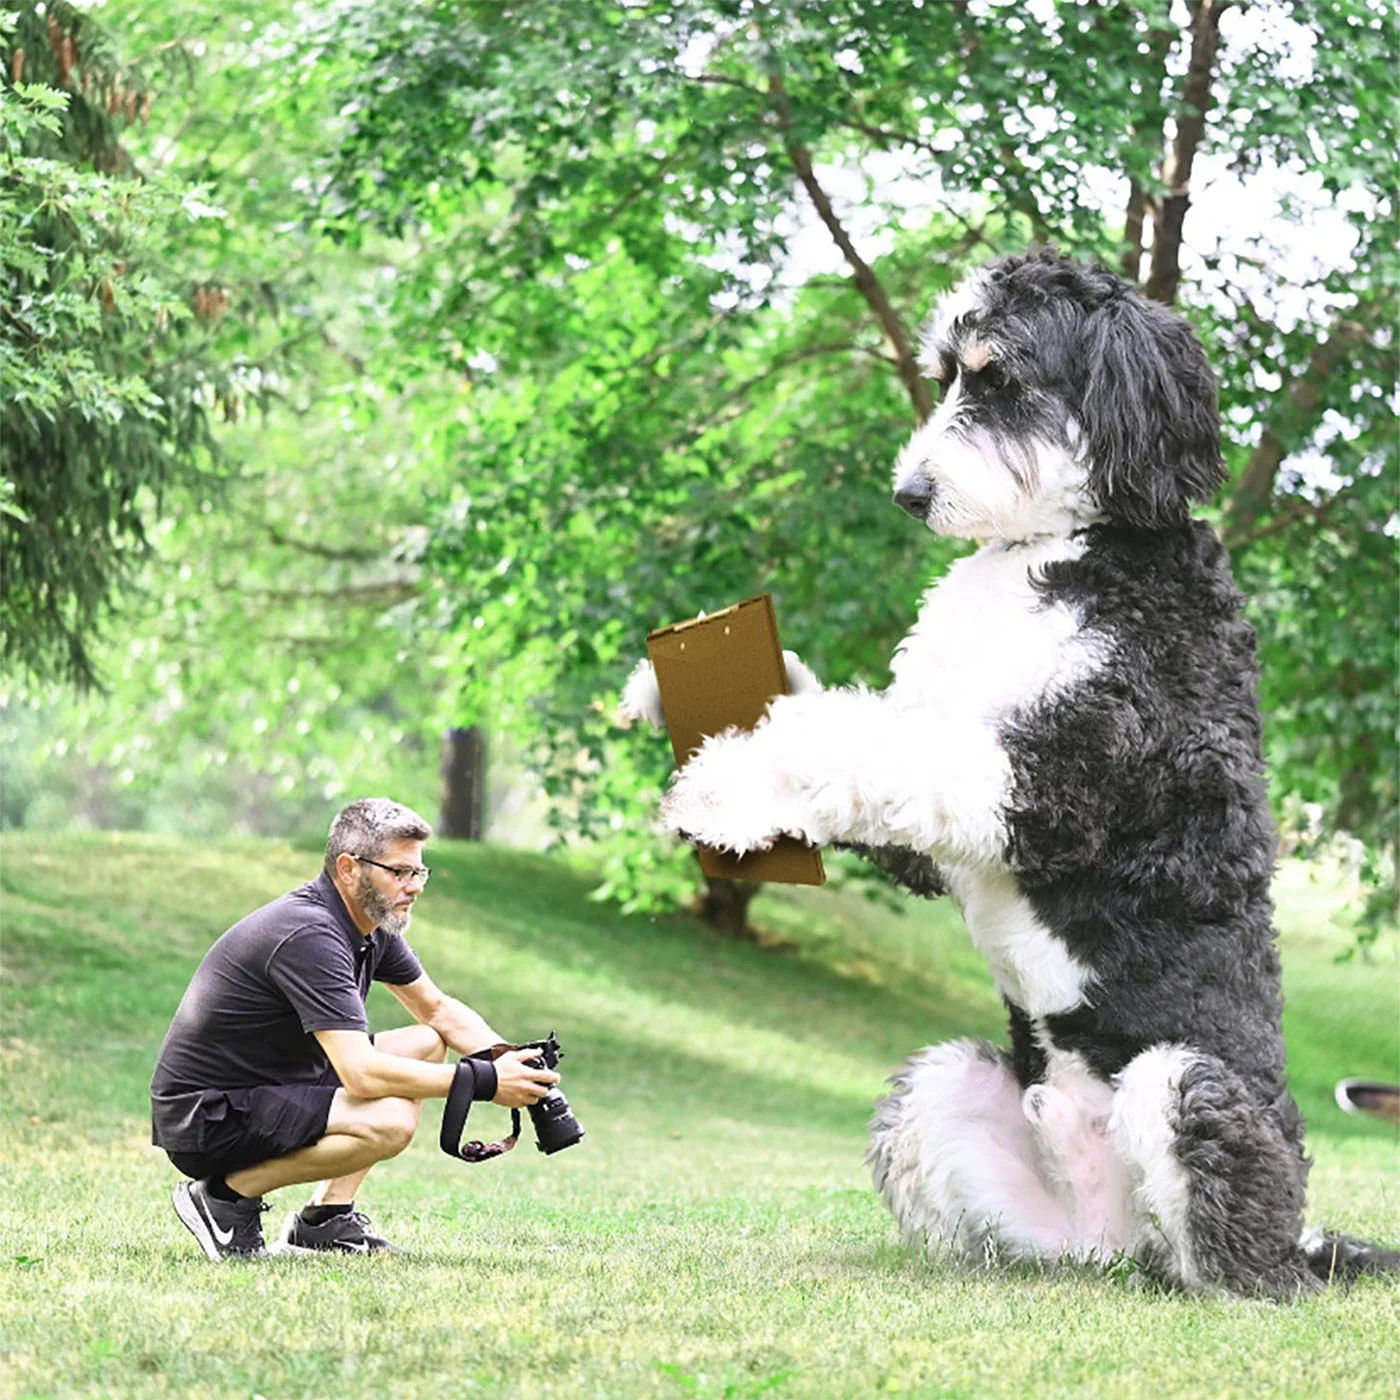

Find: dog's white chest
<box><xmin>890</xmin><ymin>537</ymin><xmax>1101</xmax><ymax>1016</ymax></box>
<box><xmin>947</xmin><ymin>866</ymin><xmax>1095</xmax><ymax>1017</ymax></box>
<box><xmin>887</xmin><ymin>538</ymin><xmax>1101</xmax><ymax>722</ymax></box>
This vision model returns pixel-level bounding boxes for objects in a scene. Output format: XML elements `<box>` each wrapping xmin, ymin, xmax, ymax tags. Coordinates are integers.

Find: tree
<box><xmin>307</xmin><ymin>0</ymin><xmax>1395</xmax><ymax>926</ymax></box>
<box><xmin>13</xmin><ymin>0</ymin><xmax>1394</xmax><ymax>937</ymax></box>
<box><xmin>0</xmin><ymin>2</ymin><xmax>267</xmax><ymax>688</ymax></box>
<box><xmin>1</xmin><ymin>0</ymin><xmax>471</xmax><ymax>834</ymax></box>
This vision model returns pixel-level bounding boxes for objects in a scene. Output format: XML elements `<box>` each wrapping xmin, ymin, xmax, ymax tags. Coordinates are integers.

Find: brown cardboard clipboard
<box><xmin>646</xmin><ymin>595</ymin><xmax>826</xmax><ymax>886</ymax></box>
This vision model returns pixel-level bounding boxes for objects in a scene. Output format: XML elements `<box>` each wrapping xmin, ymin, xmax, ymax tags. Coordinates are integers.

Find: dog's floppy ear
<box><xmin>1077</xmin><ymin>294</ymin><xmax>1224</xmax><ymax>528</ymax></box>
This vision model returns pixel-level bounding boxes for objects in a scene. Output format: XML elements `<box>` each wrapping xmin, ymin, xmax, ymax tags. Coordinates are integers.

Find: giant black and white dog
<box><xmin>622</xmin><ymin>249</ymin><xmax>1397</xmax><ymax>1298</ymax></box>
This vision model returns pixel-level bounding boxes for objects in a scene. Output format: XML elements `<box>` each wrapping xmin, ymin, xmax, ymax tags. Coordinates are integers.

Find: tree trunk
<box><xmin>439</xmin><ymin>726</ymin><xmax>485</xmax><ymax>840</ymax></box>
<box><xmin>697</xmin><ymin>871</ymin><xmax>759</xmax><ymax>939</ymax></box>
<box><xmin>1143</xmin><ymin>2</ymin><xmax>1226</xmax><ymax>307</ymax></box>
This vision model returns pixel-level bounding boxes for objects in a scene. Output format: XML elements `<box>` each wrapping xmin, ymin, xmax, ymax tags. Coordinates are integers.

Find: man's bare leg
<box><xmin>310</xmin><ymin>1022</ymin><xmax>446</xmax><ymax>1204</ymax></box>
<box><xmin>225</xmin><ymin>1023</ymin><xmax>447</xmax><ymax>1201</ymax></box>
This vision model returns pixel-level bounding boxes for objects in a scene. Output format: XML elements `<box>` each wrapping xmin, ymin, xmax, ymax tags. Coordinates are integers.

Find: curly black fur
<box><xmin>1003</xmin><ymin>523</ymin><xmax>1289</xmax><ymax>1093</ymax></box>
<box><xmin>862</xmin><ymin>250</ymin><xmax>1395</xmax><ymax>1297</ymax></box>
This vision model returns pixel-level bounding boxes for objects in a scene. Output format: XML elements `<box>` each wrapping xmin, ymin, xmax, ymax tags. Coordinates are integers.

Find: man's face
<box><xmin>350</xmin><ymin>837</ymin><xmax>427</xmax><ymax>937</ymax></box>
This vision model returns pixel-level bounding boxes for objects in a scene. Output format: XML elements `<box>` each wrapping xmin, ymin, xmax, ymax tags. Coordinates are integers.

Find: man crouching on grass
<box><xmin>150</xmin><ymin>798</ymin><xmax>558</xmax><ymax>1259</ymax></box>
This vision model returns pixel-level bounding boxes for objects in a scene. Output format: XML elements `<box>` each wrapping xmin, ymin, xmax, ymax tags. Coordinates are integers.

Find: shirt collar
<box><xmin>312</xmin><ymin>870</ymin><xmax>377</xmax><ymax>948</ymax></box>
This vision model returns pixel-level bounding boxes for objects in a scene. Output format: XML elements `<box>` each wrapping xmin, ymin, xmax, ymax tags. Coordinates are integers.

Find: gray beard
<box><xmin>355</xmin><ymin>870</ymin><xmax>410</xmax><ymax>938</ymax></box>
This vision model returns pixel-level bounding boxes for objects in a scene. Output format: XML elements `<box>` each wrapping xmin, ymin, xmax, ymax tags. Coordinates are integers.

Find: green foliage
<box><xmin>1</xmin><ymin>0</ymin><xmax>459</xmax><ymax>821</ymax></box>
<box><xmin>302</xmin><ymin>0</ymin><xmax>1398</xmax><ymax>912</ymax></box>
<box><xmin>5</xmin><ymin>0</ymin><xmax>1395</xmax><ymax>930</ymax></box>
<box><xmin>0</xmin><ymin>4</ymin><xmax>253</xmax><ymax>687</ymax></box>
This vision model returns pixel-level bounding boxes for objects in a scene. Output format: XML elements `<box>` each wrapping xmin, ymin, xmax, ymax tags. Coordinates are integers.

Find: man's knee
<box><xmin>365</xmin><ymin>1098</ymin><xmax>419</xmax><ymax>1159</ymax></box>
<box><xmin>328</xmin><ymin>1092</ymin><xmax>421</xmax><ymax>1159</ymax></box>
<box><xmin>373</xmin><ymin>1023</ymin><xmax>448</xmax><ymax>1064</ymax></box>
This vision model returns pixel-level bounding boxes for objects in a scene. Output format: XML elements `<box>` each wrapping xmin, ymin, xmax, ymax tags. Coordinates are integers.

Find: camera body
<box><xmin>515</xmin><ymin>1031</ymin><xmax>584</xmax><ymax>1154</ymax></box>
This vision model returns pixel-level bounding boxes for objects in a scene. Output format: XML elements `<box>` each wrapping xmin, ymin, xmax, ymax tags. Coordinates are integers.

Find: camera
<box><xmin>515</xmin><ymin>1031</ymin><xmax>584</xmax><ymax>1154</ymax></box>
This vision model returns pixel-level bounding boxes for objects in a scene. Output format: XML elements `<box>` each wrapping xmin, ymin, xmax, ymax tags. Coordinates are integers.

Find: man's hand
<box><xmin>491</xmin><ymin>1049</ymin><xmax>560</xmax><ymax>1108</ymax></box>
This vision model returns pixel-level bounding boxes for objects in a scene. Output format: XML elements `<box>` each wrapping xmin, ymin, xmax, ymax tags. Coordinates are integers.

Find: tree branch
<box><xmin>1122</xmin><ymin>180</ymin><xmax>1149</xmax><ymax>281</ymax></box>
<box><xmin>1228</xmin><ymin>477</ymin><xmax>1369</xmax><ymax>554</ymax></box>
<box><xmin>668</xmin><ymin>69</ymin><xmax>989</xmax><ymax>250</ymax></box>
<box><xmin>1118</xmin><ymin>27</ymin><xmax>1174</xmax><ymax>283</ymax></box>
<box><xmin>672</xmin><ymin>341</ymin><xmax>890</xmax><ymax>446</ymax></box>
<box><xmin>1144</xmin><ymin>2</ymin><xmax>1229</xmax><ymax>305</ymax></box>
<box><xmin>264</xmin><ymin>525</ymin><xmax>384</xmax><ymax>562</ymax></box>
<box><xmin>236</xmin><ymin>581</ymin><xmax>419</xmax><ymax>606</ymax></box>
<box><xmin>767</xmin><ymin>74</ymin><xmax>932</xmax><ymax>423</ymax></box>
<box><xmin>1222</xmin><ymin>317</ymin><xmax>1372</xmax><ymax>548</ymax></box>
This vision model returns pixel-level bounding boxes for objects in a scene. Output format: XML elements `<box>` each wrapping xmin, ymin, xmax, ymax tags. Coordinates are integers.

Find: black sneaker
<box><xmin>172</xmin><ymin>1179</ymin><xmax>267</xmax><ymax>1260</ymax></box>
<box><xmin>282</xmin><ymin>1207</ymin><xmax>402</xmax><ymax>1255</ymax></box>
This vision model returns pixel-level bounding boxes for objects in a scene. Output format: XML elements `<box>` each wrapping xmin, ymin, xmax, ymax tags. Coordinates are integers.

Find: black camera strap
<box><xmin>440</xmin><ymin>1049</ymin><xmax>521</xmax><ymax>1164</ymax></box>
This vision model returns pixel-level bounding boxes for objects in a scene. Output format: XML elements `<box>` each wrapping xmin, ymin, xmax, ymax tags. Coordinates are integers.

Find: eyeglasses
<box><xmin>354</xmin><ymin>855</ymin><xmax>432</xmax><ymax>885</ymax></box>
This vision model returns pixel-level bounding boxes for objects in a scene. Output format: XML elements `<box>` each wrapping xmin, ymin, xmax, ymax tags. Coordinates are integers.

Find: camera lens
<box><xmin>528</xmin><ymin>1088</ymin><xmax>584</xmax><ymax>1154</ymax></box>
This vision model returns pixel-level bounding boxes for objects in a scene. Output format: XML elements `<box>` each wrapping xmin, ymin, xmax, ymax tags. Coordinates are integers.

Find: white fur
<box><xmin>659</xmin><ymin>536</ymin><xmax>1108</xmax><ymax>871</ymax></box>
<box><xmin>1023</xmin><ymin>1054</ymin><xmax>1132</xmax><ymax>1258</ymax></box>
<box><xmin>887</xmin><ymin>534</ymin><xmax>1104</xmax><ymax>710</ymax></box>
<box><xmin>618</xmin><ymin>649</ymin><xmax>824</xmax><ymax>731</ymax></box>
<box><xmin>780</xmin><ymin>650</ymin><xmax>823</xmax><ymax>697</ymax></box>
<box><xmin>1110</xmin><ymin>1045</ymin><xmax>1203</xmax><ymax>1288</ymax></box>
<box><xmin>873</xmin><ymin>1040</ymin><xmax>1170</xmax><ymax>1271</ymax></box>
<box><xmin>919</xmin><ymin>272</ymin><xmax>990</xmax><ymax>371</ymax></box>
<box><xmin>892</xmin><ymin>390</ymin><xmax>1098</xmax><ymax>541</ymax></box>
<box><xmin>619</xmin><ymin>658</ymin><xmax>668</xmax><ymax>729</ymax></box>
<box><xmin>947</xmin><ymin>867</ymin><xmax>1095</xmax><ymax>1018</ymax></box>
<box><xmin>870</xmin><ymin>1041</ymin><xmax>1076</xmax><ymax>1261</ymax></box>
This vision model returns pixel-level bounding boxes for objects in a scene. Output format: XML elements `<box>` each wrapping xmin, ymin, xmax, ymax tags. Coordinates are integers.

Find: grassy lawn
<box><xmin>0</xmin><ymin>831</ymin><xmax>1396</xmax><ymax>1400</ymax></box>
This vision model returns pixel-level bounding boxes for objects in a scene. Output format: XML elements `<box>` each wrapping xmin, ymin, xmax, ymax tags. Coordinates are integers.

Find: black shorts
<box><xmin>162</xmin><ymin>1082</ymin><xmax>338</xmax><ymax>1181</ymax></box>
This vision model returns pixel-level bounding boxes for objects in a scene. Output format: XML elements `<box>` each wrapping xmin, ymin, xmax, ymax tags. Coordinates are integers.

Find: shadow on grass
<box><xmin>3</xmin><ymin>832</ymin><xmax>1394</xmax><ymax>1152</ymax></box>
<box><xmin>415</xmin><ymin>843</ymin><xmax>998</xmax><ymax>1048</ymax></box>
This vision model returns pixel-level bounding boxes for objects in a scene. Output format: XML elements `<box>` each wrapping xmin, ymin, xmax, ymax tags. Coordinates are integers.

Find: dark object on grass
<box><xmin>1335</xmin><ymin>1079</ymin><xmax>1400</xmax><ymax>1126</ymax></box>
<box><xmin>441</xmin><ymin>1032</ymin><xmax>584</xmax><ymax>1162</ymax></box>
<box><xmin>516</xmin><ymin>1032</ymin><xmax>586</xmax><ymax>1155</ymax></box>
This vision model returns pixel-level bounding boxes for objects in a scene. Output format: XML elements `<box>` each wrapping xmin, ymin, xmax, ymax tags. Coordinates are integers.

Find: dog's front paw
<box><xmin>618</xmin><ymin>658</ymin><xmax>666</xmax><ymax>729</ymax></box>
<box><xmin>660</xmin><ymin>732</ymin><xmax>787</xmax><ymax>855</ymax></box>
<box><xmin>781</xmin><ymin>650</ymin><xmax>823</xmax><ymax>697</ymax></box>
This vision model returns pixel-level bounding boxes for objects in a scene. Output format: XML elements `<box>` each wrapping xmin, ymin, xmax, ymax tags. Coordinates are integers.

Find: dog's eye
<box><xmin>973</xmin><ymin>362</ymin><xmax>1010</xmax><ymax>393</ymax></box>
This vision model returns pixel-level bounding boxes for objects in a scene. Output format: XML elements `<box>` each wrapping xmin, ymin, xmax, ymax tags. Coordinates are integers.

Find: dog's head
<box><xmin>892</xmin><ymin>249</ymin><xmax>1223</xmax><ymax>539</ymax></box>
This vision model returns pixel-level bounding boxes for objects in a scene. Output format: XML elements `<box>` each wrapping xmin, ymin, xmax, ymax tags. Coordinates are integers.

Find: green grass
<box><xmin>0</xmin><ymin>831</ymin><xmax>1396</xmax><ymax>1400</ymax></box>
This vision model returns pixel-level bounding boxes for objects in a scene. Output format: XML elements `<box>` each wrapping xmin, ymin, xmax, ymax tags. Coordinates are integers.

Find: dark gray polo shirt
<box><xmin>150</xmin><ymin>872</ymin><xmax>422</xmax><ymax>1147</ymax></box>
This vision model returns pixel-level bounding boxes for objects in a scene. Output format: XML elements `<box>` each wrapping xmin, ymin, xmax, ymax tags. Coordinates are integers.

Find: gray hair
<box><xmin>324</xmin><ymin>798</ymin><xmax>432</xmax><ymax>876</ymax></box>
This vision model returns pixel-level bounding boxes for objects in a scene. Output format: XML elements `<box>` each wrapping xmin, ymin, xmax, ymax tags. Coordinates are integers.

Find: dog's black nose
<box><xmin>894</xmin><ymin>479</ymin><xmax>935</xmax><ymax>520</ymax></box>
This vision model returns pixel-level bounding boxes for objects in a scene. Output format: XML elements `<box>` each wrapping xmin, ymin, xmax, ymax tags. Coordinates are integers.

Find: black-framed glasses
<box><xmin>354</xmin><ymin>855</ymin><xmax>431</xmax><ymax>885</ymax></box>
